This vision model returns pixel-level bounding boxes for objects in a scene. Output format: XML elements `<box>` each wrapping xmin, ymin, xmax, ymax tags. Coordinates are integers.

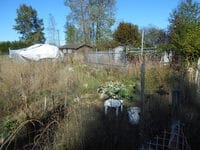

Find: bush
<box><xmin>0</xmin><ymin>41</ymin><xmax>30</xmax><ymax>54</ymax></box>
<box><xmin>0</xmin><ymin>116</ymin><xmax>18</xmax><ymax>138</ymax></box>
<box><xmin>97</xmin><ymin>81</ymin><xmax>128</xmax><ymax>99</ymax></box>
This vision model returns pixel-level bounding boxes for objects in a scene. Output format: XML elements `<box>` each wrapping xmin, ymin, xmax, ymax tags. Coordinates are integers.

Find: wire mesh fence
<box><xmin>84</xmin><ymin>50</ymin><xmax>128</xmax><ymax>67</ymax></box>
<box><xmin>140</xmin><ymin>122</ymin><xmax>191</xmax><ymax>150</ymax></box>
<box><xmin>84</xmin><ymin>49</ymin><xmax>164</xmax><ymax>68</ymax></box>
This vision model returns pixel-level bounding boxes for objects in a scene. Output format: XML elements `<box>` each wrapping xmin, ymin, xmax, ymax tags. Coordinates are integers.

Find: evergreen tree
<box><xmin>168</xmin><ymin>0</ymin><xmax>200</xmax><ymax>61</ymax></box>
<box><xmin>114</xmin><ymin>22</ymin><xmax>141</xmax><ymax>46</ymax></box>
<box><xmin>65</xmin><ymin>23</ymin><xmax>78</xmax><ymax>44</ymax></box>
<box><xmin>13</xmin><ymin>4</ymin><xmax>45</xmax><ymax>44</ymax></box>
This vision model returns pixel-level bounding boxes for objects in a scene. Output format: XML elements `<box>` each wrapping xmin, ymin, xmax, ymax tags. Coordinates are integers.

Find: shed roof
<box><xmin>59</xmin><ymin>43</ymin><xmax>92</xmax><ymax>50</ymax></box>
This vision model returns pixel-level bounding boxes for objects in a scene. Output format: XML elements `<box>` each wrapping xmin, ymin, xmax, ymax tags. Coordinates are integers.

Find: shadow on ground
<box><xmin>78</xmin><ymin>106</ymin><xmax>140</xmax><ymax>150</ymax></box>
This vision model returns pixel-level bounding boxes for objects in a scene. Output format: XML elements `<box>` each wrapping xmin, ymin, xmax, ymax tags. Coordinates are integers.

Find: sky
<box><xmin>0</xmin><ymin>0</ymin><xmax>181</xmax><ymax>45</ymax></box>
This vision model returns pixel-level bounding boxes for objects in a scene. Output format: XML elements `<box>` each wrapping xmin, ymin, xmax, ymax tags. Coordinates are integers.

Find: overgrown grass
<box><xmin>1</xmin><ymin>55</ymin><xmax>200</xmax><ymax>149</ymax></box>
<box><xmin>0</xmin><ymin>55</ymin><xmax>139</xmax><ymax>146</ymax></box>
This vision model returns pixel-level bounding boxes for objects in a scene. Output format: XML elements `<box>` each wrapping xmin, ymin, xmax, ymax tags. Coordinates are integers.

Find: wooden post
<box><xmin>141</xmin><ymin>30</ymin><xmax>144</xmax><ymax>56</ymax></box>
<box><xmin>168</xmin><ymin>89</ymin><xmax>181</xmax><ymax>149</ymax></box>
<box><xmin>172</xmin><ymin>89</ymin><xmax>181</xmax><ymax>122</ymax></box>
<box><xmin>96</xmin><ymin>48</ymin><xmax>98</xmax><ymax>65</ymax></box>
<box><xmin>140</xmin><ymin>30</ymin><xmax>146</xmax><ymax>147</ymax></box>
<box><xmin>44</xmin><ymin>96</ymin><xmax>47</xmax><ymax>111</ymax></box>
<box><xmin>141</xmin><ymin>61</ymin><xmax>145</xmax><ymax>111</ymax></box>
<box><xmin>108</xmin><ymin>49</ymin><xmax>110</xmax><ymax>66</ymax></box>
<box><xmin>140</xmin><ymin>30</ymin><xmax>145</xmax><ymax>113</ymax></box>
<box><xmin>52</xmin><ymin>95</ymin><xmax>55</xmax><ymax>109</ymax></box>
<box><xmin>64</xmin><ymin>95</ymin><xmax>67</xmax><ymax>107</ymax></box>
<box><xmin>125</xmin><ymin>46</ymin><xmax>128</xmax><ymax>66</ymax></box>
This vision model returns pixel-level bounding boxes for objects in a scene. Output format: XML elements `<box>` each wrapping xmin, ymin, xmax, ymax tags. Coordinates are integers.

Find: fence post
<box><xmin>168</xmin><ymin>89</ymin><xmax>181</xmax><ymax>149</ymax></box>
<box><xmin>172</xmin><ymin>89</ymin><xmax>181</xmax><ymax>122</ymax></box>
<box><xmin>44</xmin><ymin>96</ymin><xmax>47</xmax><ymax>112</ymax></box>
<box><xmin>125</xmin><ymin>46</ymin><xmax>128</xmax><ymax>65</ymax></box>
<box><xmin>140</xmin><ymin>31</ymin><xmax>146</xmax><ymax>148</ymax></box>
<box><xmin>141</xmin><ymin>56</ymin><xmax>145</xmax><ymax>113</ymax></box>
<box><xmin>64</xmin><ymin>95</ymin><xmax>67</xmax><ymax>107</ymax></box>
<box><xmin>96</xmin><ymin>48</ymin><xmax>98</xmax><ymax>65</ymax></box>
<box><xmin>108</xmin><ymin>49</ymin><xmax>110</xmax><ymax>66</ymax></box>
<box><xmin>52</xmin><ymin>95</ymin><xmax>55</xmax><ymax>109</ymax></box>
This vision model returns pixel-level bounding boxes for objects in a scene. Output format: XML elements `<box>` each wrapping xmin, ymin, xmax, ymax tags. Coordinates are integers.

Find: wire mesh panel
<box><xmin>140</xmin><ymin>123</ymin><xmax>191</xmax><ymax>150</ymax></box>
<box><xmin>85</xmin><ymin>51</ymin><xmax>127</xmax><ymax>67</ymax></box>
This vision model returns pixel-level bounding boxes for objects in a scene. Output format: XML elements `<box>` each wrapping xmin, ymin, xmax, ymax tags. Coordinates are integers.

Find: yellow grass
<box><xmin>2</xmin><ymin>55</ymin><xmax>195</xmax><ymax>149</ymax></box>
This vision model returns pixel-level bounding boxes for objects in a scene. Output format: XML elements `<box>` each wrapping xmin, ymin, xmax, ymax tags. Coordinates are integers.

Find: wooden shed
<box><xmin>59</xmin><ymin>43</ymin><xmax>93</xmax><ymax>55</ymax></box>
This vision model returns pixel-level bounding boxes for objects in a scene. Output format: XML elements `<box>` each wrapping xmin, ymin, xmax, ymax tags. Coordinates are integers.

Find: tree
<box><xmin>88</xmin><ymin>0</ymin><xmax>115</xmax><ymax>44</ymax></box>
<box><xmin>64</xmin><ymin>0</ymin><xmax>115</xmax><ymax>45</ymax></box>
<box><xmin>0</xmin><ymin>41</ymin><xmax>29</xmax><ymax>54</ymax></box>
<box><xmin>168</xmin><ymin>0</ymin><xmax>200</xmax><ymax>61</ymax></box>
<box><xmin>13</xmin><ymin>4</ymin><xmax>45</xmax><ymax>44</ymax></box>
<box><xmin>143</xmin><ymin>26</ymin><xmax>167</xmax><ymax>48</ymax></box>
<box><xmin>114</xmin><ymin>22</ymin><xmax>141</xmax><ymax>46</ymax></box>
<box><xmin>47</xmin><ymin>14</ymin><xmax>59</xmax><ymax>46</ymax></box>
<box><xmin>65</xmin><ymin>22</ymin><xmax>79</xmax><ymax>44</ymax></box>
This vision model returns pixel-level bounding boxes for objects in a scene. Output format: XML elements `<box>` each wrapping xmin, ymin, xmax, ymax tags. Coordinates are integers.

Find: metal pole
<box><xmin>139</xmin><ymin>30</ymin><xmax>145</xmax><ymax>147</ymax></box>
<box><xmin>141</xmin><ymin>30</ymin><xmax>144</xmax><ymax>56</ymax></box>
<box><xmin>140</xmin><ymin>30</ymin><xmax>145</xmax><ymax>112</ymax></box>
<box><xmin>141</xmin><ymin>61</ymin><xmax>145</xmax><ymax>112</ymax></box>
<box><xmin>96</xmin><ymin>48</ymin><xmax>98</xmax><ymax>66</ymax></box>
<box><xmin>57</xmin><ymin>30</ymin><xmax>60</xmax><ymax>47</ymax></box>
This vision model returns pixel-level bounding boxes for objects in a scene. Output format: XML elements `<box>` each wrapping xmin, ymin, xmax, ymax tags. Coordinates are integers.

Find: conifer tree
<box><xmin>13</xmin><ymin>4</ymin><xmax>45</xmax><ymax>44</ymax></box>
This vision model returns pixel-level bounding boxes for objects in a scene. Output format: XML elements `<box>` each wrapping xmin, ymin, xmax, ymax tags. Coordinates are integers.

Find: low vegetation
<box><xmin>0</xmin><ymin>55</ymin><xmax>200</xmax><ymax>149</ymax></box>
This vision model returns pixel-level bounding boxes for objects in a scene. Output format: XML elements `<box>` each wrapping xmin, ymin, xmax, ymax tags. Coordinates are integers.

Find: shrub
<box><xmin>0</xmin><ymin>116</ymin><xmax>18</xmax><ymax>138</ymax></box>
<box><xmin>0</xmin><ymin>41</ymin><xmax>30</xmax><ymax>54</ymax></box>
<box><xmin>97</xmin><ymin>81</ymin><xmax>128</xmax><ymax>99</ymax></box>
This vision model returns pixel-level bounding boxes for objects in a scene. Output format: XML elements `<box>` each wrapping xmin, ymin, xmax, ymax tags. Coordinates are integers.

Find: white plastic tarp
<box><xmin>9</xmin><ymin>44</ymin><xmax>63</xmax><ymax>61</ymax></box>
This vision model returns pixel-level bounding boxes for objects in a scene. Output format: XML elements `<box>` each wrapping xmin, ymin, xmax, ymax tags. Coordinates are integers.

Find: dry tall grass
<box><xmin>0</xmin><ymin>59</ymin><xmax>68</xmax><ymax>121</ymax></box>
<box><xmin>0</xmin><ymin>57</ymin><xmax>100</xmax><ymax>120</ymax></box>
<box><xmin>1</xmin><ymin>55</ymin><xmax>200</xmax><ymax>149</ymax></box>
<box><xmin>0</xmin><ymin>55</ymin><xmax>138</xmax><ymax>147</ymax></box>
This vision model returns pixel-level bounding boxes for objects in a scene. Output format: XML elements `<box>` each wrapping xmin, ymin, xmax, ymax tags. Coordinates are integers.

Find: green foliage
<box><xmin>97</xmin><ymin>81</ymin><xmax>128</xmax><ymax>98</ymax></box>
<box><xmin>143</xmin><ymin>26</ymin><xmax>167</xmax><ymax>48</ymax></box>
<box><xmin>0</xmin><ymin>41</ymin><xmax>11</xmax><ymax>54</ymax></box>
<box><xmin>114</xmin><ymin>22</ymin><xmax>141</xmax><ymax>46</ymax></box>
<box><xmin>65</xmin><ymin>23</ymin><xmax>78</xmax><ymax>44</ymax></box>
<box><xmin>168</xmin><ymin>0</ymin><xmax>200</xmax><ymax>61</ymax></box>
<box><xmin>65</xmin><ymin>0</ymin><xmax>116</xmax><ymax>45</ymax></box>
<box><xmin>95</xmin><ymin>39</ymin><xmax>118</xmax><ymax>50</ymax></box>
<box><xmin>0</xmin><ymin>41</ymin><xmax>30</xmax><ymax>54</ymax></box>
<box><xmin>0</xmin><ymin>116</ymin><xmax>18</xmax><ymax>138</ymax></box>
<box><xmin>13</xmin><ymin>4</ymin><xmax>45</xmax><ymax>44</ymax></box>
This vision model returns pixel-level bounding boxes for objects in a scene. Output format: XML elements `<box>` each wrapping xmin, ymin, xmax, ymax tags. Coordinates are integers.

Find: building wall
<box><xmin>60</xmin><ymin>46</ymin><xmax>93</xmax><ymax>55</ymax></box>
<box><xmin>77</xmin><ymin>46</ymin><xmax>93</xmax><ymax>53</ymax></box>
<box><xmin>60</xmin><ymin>48</ymin><xmax>73</xmax><ymax>55</ymax></box>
